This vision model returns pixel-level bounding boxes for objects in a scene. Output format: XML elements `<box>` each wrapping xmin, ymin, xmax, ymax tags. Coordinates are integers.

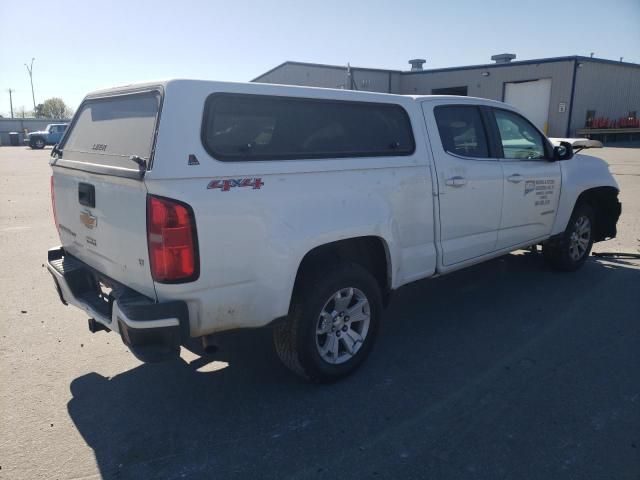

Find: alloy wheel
<box><xmin>568</xmin><ymin>215</ymin><xmax>591</xmax><ymax>261</ymax></box>
<box><xmin>315</xmin><ymin>287</ymin><xmax>371</xmax><ymax>365</ymax></box>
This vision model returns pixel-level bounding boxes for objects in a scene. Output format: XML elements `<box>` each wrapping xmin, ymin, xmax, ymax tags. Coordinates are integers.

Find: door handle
<box><xmin>445</xmin><ymin>176</ymin><xmax>467</xmax><ymax>187</ymax></box>
<box><xmin>507</xmin><ymin>174</ymin><xmax>523</xmax><ymax>184</ymax></box>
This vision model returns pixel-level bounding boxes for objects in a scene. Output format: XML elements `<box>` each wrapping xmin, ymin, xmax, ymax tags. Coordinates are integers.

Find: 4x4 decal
<box><xmin>207</xmin><ymin>178</ymin><xmax>264</xmax><ymax>191</ymax></box>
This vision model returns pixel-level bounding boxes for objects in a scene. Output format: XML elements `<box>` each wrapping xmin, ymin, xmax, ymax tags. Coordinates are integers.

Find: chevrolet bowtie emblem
<box><xmin>80</xmin><ymin>210</ymin><xmax>97</xmax><ymax>229</ymax></box>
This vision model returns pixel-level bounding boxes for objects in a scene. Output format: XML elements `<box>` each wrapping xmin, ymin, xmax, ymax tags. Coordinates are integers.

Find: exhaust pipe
<box><xmin>201</xmin><ymin>334</ymin><xmax>218</xmax><ymax>355</ymax></box>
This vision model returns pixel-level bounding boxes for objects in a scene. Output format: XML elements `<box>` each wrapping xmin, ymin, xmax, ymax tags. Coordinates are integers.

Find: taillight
<box><xmin>147</xmin><ymin>195</ymin><xmax>199</xmax><ymax>283</ymax></box>
<box><xmin>50</xmin><ymin>175</ymin><xmax>59</xmax><ymax>234</ymax></box>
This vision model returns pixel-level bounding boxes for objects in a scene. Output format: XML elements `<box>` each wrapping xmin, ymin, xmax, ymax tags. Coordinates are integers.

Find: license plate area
<box><xmin>97</xmin><ymin>280</ymin><xmax>113</xmax><ymax>304</ymax></box>
<box><xmin>74</xmin><ymin>270</ymin><xmax>118</xmax><ymax>321</ymax></box>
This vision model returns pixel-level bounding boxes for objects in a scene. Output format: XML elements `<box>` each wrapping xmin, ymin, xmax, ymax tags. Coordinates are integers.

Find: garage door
<box><xmin>504</xmin><ymin>79</ymin><xmax>552</xmax><ymax>134</ymax></box>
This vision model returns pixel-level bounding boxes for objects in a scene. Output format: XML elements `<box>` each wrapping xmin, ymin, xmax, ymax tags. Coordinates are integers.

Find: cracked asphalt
<box><xmin>1</xmin><ymin>146</ymin><xmax>639</xmax><ymax>479</ymax></box>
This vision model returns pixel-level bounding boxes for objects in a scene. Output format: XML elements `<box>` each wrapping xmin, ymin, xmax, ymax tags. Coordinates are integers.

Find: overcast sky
<box><xmin>1</xmin><ymin>0</ymin><xmax>639</xmax><ymax>116</ymax></box>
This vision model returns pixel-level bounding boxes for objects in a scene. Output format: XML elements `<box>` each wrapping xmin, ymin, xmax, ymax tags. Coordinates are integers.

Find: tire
<box><xmin>543</xmin><ymin>203</ymin><xmax>595</xmax><ymax>271</ymax></box>
<box><xmin>30</xmin><ymin>137</ymin><xmax>45</xmax><ymax>149</ymax></box>
<box><xmin>273</xmin><ymin>262</ymin><xmax>382</xmax><ymax>383</ymax></box>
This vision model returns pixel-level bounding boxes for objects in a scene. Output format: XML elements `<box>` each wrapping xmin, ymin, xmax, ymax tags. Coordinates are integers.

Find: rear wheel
<box><xmin>543</xmin><ymin>203</ymin><xmax>595</xmax><ymax>271</ymax></box>
<box><xmin>30</xmin><ymin>137</ymin><xmax>45</xmax><ymax>149</ymax></box>
<box><xmin>273</xmin><ymin>262</ymin><xmax>382</xmax><ymax>382</ymax></box>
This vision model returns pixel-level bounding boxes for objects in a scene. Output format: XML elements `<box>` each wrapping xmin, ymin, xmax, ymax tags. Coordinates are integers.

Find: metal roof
<box><xmin>252</xmin><ymin>56</ymin><xmax>640</xmax><ymax>82</ymax></box>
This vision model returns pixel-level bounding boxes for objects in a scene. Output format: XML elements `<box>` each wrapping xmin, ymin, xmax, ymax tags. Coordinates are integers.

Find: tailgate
<box><xmin>50</xmin><ymin>89</ymin><xmax>162</xmax><ymax>299</ymax></box>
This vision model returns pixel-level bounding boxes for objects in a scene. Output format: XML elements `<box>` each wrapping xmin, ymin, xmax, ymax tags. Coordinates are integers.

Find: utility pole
<box><xmin>7</xmin><ymin>89</ymin><xmax>14</xmax><ymax>118</ymax></box>
<box><xmin>24</xmin><ymin>58</ymin><xmax>36</xmax><ymax>112</ymax></box>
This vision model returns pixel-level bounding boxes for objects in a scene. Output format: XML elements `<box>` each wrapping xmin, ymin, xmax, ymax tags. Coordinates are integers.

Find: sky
<box><xmin>1</xmin><ymin>0</ymin><xmax>639</xmax><ymax>116</ymax></box>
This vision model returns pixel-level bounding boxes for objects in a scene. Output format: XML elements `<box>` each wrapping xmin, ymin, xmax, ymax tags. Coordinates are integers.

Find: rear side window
<box><xmin>62</xmin><ymin>91</ymin><xmax>160</xmax><ymax>170</ymax></box>
<box><xmin>434</xmin><ymin>105</ymin><xmax>489</xmax><ymax>158</ymax></box>
<box><xmin>202</xmin><ymin>94</ymin><xmax>415</xmax><ymax>161</ymax></box>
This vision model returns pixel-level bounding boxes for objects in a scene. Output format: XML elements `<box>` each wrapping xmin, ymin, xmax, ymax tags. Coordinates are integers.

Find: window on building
<box><xmin>431</xmin><ymin>86</ymin><xmax>468</xmax><ymax>96</ymax></box>
<box><xmin>434</xmin><ymin>105</ymin><xmax>490</xmax><ymax>158</ymax></box>
<box><xmin>202</xmin><ymin>94</ymin><xmax>415</xmax><ymax>161</ymax></box>
<box><xmin>493</xmin><ymin>109</ymin><xmax>547</xmax><ymax>160</ymax></box>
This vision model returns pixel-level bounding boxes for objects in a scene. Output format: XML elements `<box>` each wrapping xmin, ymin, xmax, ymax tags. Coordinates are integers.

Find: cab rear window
<box><xmin>61</xmin><ymin>91</ymin><xmax>160</xmax><ymax>171</ymax></box>
<box><xmin>202</xmin><ymin>93</ymin><xmax>415</xmax><ymax>161</ymax></box>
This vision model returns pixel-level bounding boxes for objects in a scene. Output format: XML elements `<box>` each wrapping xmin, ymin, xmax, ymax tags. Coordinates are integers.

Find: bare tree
<box><xmin>14</xmin><ymin>106</ymin><xmax>28</xmax><ymax>118</ymax></box>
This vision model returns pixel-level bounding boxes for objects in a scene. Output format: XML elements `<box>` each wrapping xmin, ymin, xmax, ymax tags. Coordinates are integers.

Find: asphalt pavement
<box><xmin>1</xmin><ymin>146</ymin><xmax>639</xmax><ymax>479</ymax></box>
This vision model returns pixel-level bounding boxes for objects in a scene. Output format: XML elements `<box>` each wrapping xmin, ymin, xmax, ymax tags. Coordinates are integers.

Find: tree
<box><xmin>34</xmin><ymin>103</ymin><xmax>45</xmax><ymax>118</ymax></box>
<box><xmin>40</xmin><ymin>97</ymin><xmax>73</xmax><ymax>119</ymax></box>
<box><xmin>14</xmin><ymin>106</ymin><xmax>28</xmax><ymax>118</ymax></box>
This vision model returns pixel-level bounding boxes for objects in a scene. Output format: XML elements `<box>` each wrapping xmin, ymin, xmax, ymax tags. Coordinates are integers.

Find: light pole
<box><xmin>7</xmin><ymin>89</ymin><xmax>14</xmax><ymax>118</ymax></box>
<box><xmin>24</xmin><ymin>58</ymin><xmax>36</xmax><ymax>113</ymax></box>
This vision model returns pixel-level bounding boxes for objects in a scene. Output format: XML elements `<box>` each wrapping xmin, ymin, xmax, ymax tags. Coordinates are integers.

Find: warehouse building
<box><xmin>253</xmin><ymin>54</ymin><xmax>640</xmax><ymax>139</ymax></box>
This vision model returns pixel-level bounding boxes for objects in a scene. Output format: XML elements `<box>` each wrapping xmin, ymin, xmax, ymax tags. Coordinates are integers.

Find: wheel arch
<box><xmin>574</xmin><ymin>186</ymin><xmax>621</xmax><ymax>242</ymax></box>
<box><xmin>292</xmin><ymin>236</ymin><xmax>393</xmax><ymax>307</ymax></box>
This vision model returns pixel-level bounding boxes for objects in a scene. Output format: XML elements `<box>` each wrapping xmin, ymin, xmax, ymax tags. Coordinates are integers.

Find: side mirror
<box><xmin>51</xmin><ymin>144</ymin><xmax>60</xmax><ymax>158</ymax></box>
<box><xmin>553</xmin><ymin>141</ymin><xmax>574</xmax><ymax>161</ymax></box>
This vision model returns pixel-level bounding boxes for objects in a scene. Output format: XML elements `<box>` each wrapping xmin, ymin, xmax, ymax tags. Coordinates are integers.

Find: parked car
<box><xmin>25</xmin><ymin>123</ymin><xmax>68</xmax><ymax>149</ymax></box>
<box><xmin>46</xmin><ymin>80</ymin><xmax>621</xmax><ymax>382</ymax></box>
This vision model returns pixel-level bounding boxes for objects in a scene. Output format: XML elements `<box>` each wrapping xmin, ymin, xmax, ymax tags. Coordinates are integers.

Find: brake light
<box><xmin>50</xmin><ymin>175</ymin><xmax>59</xmax><ymax>234</ymax></box>
<box><xmin>147</xmin><ymin>195</ymin><xmax>199</xmax><ymax>283</ymax></box>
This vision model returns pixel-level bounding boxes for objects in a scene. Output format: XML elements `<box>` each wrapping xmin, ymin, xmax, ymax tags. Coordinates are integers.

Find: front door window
<box><xmin>494</xmin><ymin>109</ymin><xmax>546</xmax><ymax>160</ymax></box>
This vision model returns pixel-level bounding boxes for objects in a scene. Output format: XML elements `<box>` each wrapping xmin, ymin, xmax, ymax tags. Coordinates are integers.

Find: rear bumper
<box><xmin>47</xmin><ymin>246</ymin><xmax>189</xmax><ymax>362</ymax></box>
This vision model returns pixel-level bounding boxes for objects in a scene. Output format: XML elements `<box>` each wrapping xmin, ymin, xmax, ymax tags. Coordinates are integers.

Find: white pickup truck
<box><xmin>47</xmin><ymin>80</ymin><xmax>621</xmax><ymax>381</ymax></box>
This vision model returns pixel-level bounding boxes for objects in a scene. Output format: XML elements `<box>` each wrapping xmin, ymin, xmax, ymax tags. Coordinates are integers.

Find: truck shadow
<box><xmin>67</xmin><ymin>253</ymin><xmax>640</xmax><ymax>479</ymax></box>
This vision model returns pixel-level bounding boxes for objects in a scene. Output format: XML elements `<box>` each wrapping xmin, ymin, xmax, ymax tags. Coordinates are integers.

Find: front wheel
<box><xmin>273</xmin><ymin>262</ymin><xmax>382</xmax><ymax>382</ymax></box>
<box><xmin>543</xmin><ymin>203</ymin><xmax>595</xmax><ymax>271</ymax></box>
<box><xmin>30</xmin><ymin>137</ymin><xmax>45</xmax><ymax>149</ymax></box>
